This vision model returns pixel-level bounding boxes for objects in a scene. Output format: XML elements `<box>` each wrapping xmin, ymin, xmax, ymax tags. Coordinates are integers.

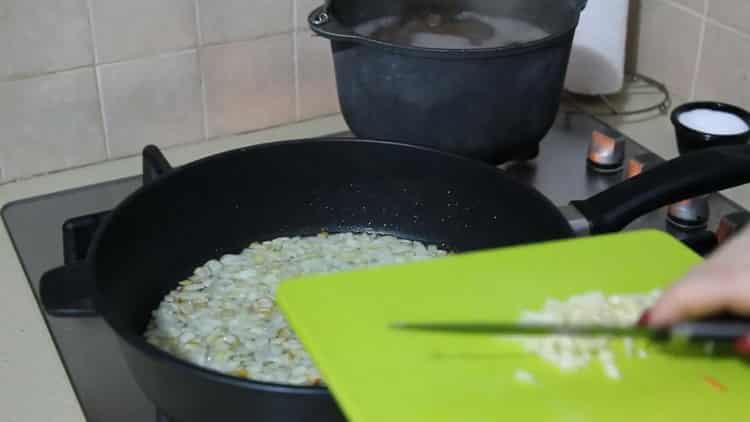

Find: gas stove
<box><xmin>3</xmin><ymin>107</ymin><xmax>749</xmax><ymax>422</ymax></box>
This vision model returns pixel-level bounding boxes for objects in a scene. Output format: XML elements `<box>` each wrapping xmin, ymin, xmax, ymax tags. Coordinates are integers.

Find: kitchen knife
<box><xmin>391</xmin><ymin>317</ymin><xmax>750</xmax><ymax>343</ymax></box>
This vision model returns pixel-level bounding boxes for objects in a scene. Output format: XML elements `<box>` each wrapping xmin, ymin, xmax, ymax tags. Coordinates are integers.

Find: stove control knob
<box><xmin>626</xmin><ymin>152</ymin><xmax>662</xmax><ymax>178</ymax></box>
<box><xmin>587</xmin><ymin>130</ymin><xmax>625</xmax><ymax>173</ymax></box>
<box><xmin>716</xmin><ymin>211</ymin><xmax>750</xmax><ymax>244</ymax></box>
<box><xmin>667</xmin><ymin>196</ymin><xmax>710</xmax><ymax>230</ymax></box>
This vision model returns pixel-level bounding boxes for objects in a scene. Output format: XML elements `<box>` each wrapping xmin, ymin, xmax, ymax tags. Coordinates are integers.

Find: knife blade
<box><xmin>391</xmin><ymin>321</ymin><xmax>658</xmax><ymax>338</ymax></box>
<box><xmin>391</xmin><ymin>318</ymin><xmax>750</xmax><ymax>343</ymax></box>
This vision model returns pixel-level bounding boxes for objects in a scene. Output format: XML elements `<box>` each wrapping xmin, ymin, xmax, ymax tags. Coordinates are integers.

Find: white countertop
<box><xmin>1</xmin><ymin>104</ymin><xmax>748</xmax><ymax>422</ymax></box>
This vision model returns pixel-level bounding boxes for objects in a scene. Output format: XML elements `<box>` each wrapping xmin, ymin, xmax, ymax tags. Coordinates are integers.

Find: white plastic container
<box><xmin>564</xmin><ymin>0</ymin><xmax>629</xmax><ymax>95</ymax></box>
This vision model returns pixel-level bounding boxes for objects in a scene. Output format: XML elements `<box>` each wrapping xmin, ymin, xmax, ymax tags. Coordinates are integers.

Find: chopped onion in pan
<box><xmin>145</xmin><ymin>232</ymin><xmax>446</xmax><ymax>386</ymax></box>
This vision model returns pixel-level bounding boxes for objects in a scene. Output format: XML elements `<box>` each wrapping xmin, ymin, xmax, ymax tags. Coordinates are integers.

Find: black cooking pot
<box><xmin>310</xmin><ymin>0</ymin><xmax>587</xmax><ymax>163</ymax></box>
<box><xmin>40</xmin><ymin>140</ymin><xmax>750</xmax><ymax>422</ymax></box>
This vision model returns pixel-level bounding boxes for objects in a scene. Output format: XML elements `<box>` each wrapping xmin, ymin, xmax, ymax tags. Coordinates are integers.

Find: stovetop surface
<box><xmin>2</xmin><ymin>109</ymin><xmax>746</xmax><ymax>421</ymax></box>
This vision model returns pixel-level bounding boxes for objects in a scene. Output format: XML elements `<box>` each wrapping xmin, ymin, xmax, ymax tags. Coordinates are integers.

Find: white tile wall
<box><xmin>708</xmin><ymin>0</ymin><xmax>750</xmax><ymax>35</ymax></box>
<box><xmin>0</xmin><ymin>0</ymin><xmax>93</xmax><ymax>81</ymax></box>
<box><xmin>295</xmin><ymin>0</ymin><xmax>323</xmax><ymax>29</ymax></box>
<box><xmin>99</xmin><ymin>51</ymin><xmax>204</xmax><ymax>158</ymax></box>
<box><xmin>91</xmin><ymin>0</ymin><xmax>198</xmax><ymax>63</ymax></box>
<box><xmin>694</xmin><ymin>23</ymin><xmax>750</xmax><ymax>109</ymax></box>
<box><xmin>296</xmin><ymin>31</ymin><xmax>339</xmax><ymax>120</ymax></box>
<box><xmin>629</xmin><ymin>0</ymin><xmax>750</xmax><ymax>108</ymax></box>
<box><xmin>202</xmin><ymin>34</ymin><xmax>296</xmax><ymax>138</ymax></box>
<box><xmin>0</xmin><ymin>69</ymin><xmax>106</xmax><ymax>181</ymax></box>
<box><xmin>198</xmin><ymin>0</ymin><xmax>293</xmax><ymax>45</ymax></box>
<box><xmin>0</xmin><ymin>0</ymin><xmax>341</xmax><ymax>183</ymax></box>
<box><xmin>629</xmin><ymin>0</ymin><xmax>704</xmax><ymax>99</ymax></box>
<box><xmin>672</xmin><ymin>0</ymin><xmax>706</xmax><ymax>14</ymax></box>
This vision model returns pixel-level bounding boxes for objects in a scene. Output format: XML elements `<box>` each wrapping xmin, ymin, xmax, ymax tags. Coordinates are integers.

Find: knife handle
<box><xmin>669</xmin><ymin>314</ymin><xmax>750</xmax><ymax>342</ymax></box>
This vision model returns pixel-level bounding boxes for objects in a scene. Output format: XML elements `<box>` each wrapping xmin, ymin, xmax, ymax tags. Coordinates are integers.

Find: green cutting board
<box><xmin>277</xmin><ymin>230</ymin><xmax>748</xmax><ymax>422</ymax></box>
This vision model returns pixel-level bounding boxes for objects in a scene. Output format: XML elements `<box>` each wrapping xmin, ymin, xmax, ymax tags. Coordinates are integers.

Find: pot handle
<box><xmin>308</xmin><ymin>5</ymin><xmax>360</xmax><ymax>40</ymax></box>
<box><xmin>40</xmin><ymin>261</ymin><xmax>97</xmax><ymax>317</ymax></box>
<box><xmin>571</xmin><ymin>144</ymin><xmax>750</xmax><ymax>234</ymax></box>
<box><xmin>143</xmin><ymin>145</ymin><xmax>173</xmax><ymax>185</ymax></box>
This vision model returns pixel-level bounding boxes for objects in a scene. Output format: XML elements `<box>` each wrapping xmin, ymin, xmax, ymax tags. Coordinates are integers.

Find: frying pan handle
<box><xmin>571</xmin><ymin>144</ymin><xmax>750</xmax><ymax>234</ymax></box>
<box><xmin>143</xmin><ymin>145</ymin><xmax>173</xmax><ymax>186</ymax></box>
<box><xmin>40</xmin><ymin>261</ymin><xmax>97</xmax><ymax>317</ymax></box>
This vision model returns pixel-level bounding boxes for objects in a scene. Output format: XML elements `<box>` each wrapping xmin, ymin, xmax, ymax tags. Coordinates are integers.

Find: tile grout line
<box><xmin>193</xmin><ymin>0</ymin><xmax>210</xmax><ymax>141</ymax></box>
<box><xmin>661</xmin><ymin>0</ymin><xmax>704</xmax><ymax>18</ymax></box>
<box><xmin>0</xmin><ymin>64</ymin><xmax>93</xmax><ymax>85</ymax></box>
<box><xmin>689</xmin><ymin>8</ymin><xmax>708</xmax><ymax>100</ymax></box>
<box><xmin>95</xmin><ymin>68</ymin><xmax>111</xmax><ymax>157</ymax></box>
<box><xmin>0</xmin><ymin>31</ymin><xmax>294</xmax><ymax>86</ymax></box>
<box><xmin>97</xmin><ymin>47</ymin><xmax>198</xmax><ymax>69</ymax></box>
<box><xmin>196</xmin><ymin>29</ymin><xmax>294</xmax><ymax>50</ymax></box>
<box><xmin>703</xmin><ymin>16</ymin><xmax>750</xmax><ymax>40</ymax></box>
<box><xmin>85</xmin><ymin>0</ymin><xmax>112</xmax><ymax>158</ymax></box>
<box><xmin>293</xmin><ymin>0</ymin><xmax>302</xmax><ymax>121</ymax></box>
<box><xmin>662</xmin><ymin>0</ymin><xmax>750</xmax><ymax>40</ymax></box>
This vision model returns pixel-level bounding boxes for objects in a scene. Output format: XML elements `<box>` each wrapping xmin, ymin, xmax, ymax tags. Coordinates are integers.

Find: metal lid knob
<box><xmin>587</xmin><ymin>130</ymin><xmax>625</xmax><ymax>173</ymax></box>
<box><xmin>667</xmin><ymin>196</ymin><xmax>710</xmax><ymax>230</ymax></box>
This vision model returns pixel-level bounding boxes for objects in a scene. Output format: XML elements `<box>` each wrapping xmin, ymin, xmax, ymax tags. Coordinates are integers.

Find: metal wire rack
<box><xmin>562</xmin><ymin>73</ymin><xmax>672</xmax><ymax>117</ymax></box>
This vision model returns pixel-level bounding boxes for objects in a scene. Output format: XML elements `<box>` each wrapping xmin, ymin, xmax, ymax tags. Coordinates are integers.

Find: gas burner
<box><xmin>626</xmin><ymin>152</ymin><xmax>661</xmax><ymax>178</ymax></box>
<box><xmin>587</xmin><ymin>130</ymin><xmax>625</xmax><ymax>173</ymax></box>
<box><xmin>667</xmin><ymin>196</ymin><xmax>710</xmax><ymax>230</ymax></box>
<box><xmin>625</xmin><ymin>151</ymin><xmax>714</xmax><ymax>235</ymax></box>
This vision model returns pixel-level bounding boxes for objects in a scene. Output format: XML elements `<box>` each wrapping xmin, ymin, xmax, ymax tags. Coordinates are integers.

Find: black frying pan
<box><xmin>40</xmin><ymin>139</ymin><xmax>750</xmax><ymax>422</ymax></box>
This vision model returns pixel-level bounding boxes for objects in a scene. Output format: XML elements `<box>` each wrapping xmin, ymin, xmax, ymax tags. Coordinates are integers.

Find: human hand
<box><xmin>640</xmin><ymin>226</ymin><xmax>750</xmax><ymax>356</ymax></box>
